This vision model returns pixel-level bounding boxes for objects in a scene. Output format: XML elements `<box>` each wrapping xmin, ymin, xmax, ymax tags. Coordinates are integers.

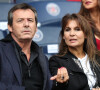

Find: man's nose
<box><xmin>23</xmin><ymin>20</ymin><xmax>29</xmax><ymax>27</ymax></box>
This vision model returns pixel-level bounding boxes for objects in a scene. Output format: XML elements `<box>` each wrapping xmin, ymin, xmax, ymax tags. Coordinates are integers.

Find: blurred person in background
<box><xmin>49</xmin><ymin>13</ymin><xmax>100</xmax><ymax>90</ymax></box>
<box><xmin>0</xmin><ymin>3</ymin><xmax>52</xmax><ymax>90</ymax></box>
<box><xmin>79</xmin><ymin>0</ymin><xmax>100</xmax><ymax>50</ymax></box>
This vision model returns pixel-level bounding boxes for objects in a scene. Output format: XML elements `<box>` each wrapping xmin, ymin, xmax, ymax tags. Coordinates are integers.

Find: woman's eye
<box><xmin>65</xmin><ymin>28</ymin><xmax>70</xmax><ymax>31</ymax></box>
<box><xmin>75</xmin><ymin>27</ymin><xmax>81</xmax><ymax>31</ymax></box>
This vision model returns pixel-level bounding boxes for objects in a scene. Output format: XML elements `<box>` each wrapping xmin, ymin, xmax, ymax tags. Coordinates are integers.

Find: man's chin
<box><xmin>20</xmin><ymin>37</ymin><xmax>33</xmax><ymax>41</ymax></box>
<box><xmin>23</xmin><ymin>35</ymin><xmax>33</xmax><ymax>39</ymax></box>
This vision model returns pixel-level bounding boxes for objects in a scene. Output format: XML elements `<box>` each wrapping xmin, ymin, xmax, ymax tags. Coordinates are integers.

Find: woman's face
<box><xmin>82</xmin><ymin>0</ymin><xmax>98</xmax><ymax>10</ymax></box>
<box><xmin>63</xmin><ymin>20</ymin><xmax>85</xmax><ymax>49</ymax></box>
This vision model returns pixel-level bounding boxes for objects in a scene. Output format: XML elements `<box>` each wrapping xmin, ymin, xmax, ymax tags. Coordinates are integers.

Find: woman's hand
<box><xmin>50</xmin><ymin>67</ymin><xmax>69</xmax><ymax>83</ymax></box>
<box><xmin>92</xmin><ymin>87</ymin><xmax>100</xmax><ymax>90</ymax></box>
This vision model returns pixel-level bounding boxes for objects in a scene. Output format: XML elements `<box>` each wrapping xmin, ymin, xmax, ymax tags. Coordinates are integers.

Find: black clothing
<box><xmin>49</xmin><ymin>52</ymin><xmax>100</xmax><ymax>90</ymax></box>
<box><xmin>0</xmin><ymin>34</ymin><xmax>52</xmax><ymax>90</ymax></box>
<box><xmin>13</xmin><ymin>41</ymin><xmax>43</xmax><ymax>90</ymax></box>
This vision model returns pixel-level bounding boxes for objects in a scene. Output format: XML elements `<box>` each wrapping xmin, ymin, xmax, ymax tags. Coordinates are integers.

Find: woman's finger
<box><xmin>50</xmin><ymin>75</ymin><xmax>57</xmax><ymax>80</ymax></box>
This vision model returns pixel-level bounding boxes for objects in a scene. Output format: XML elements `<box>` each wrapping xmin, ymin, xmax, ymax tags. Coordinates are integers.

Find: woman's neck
<box><xmin>90</xmin><ymin>9</ymin><xmax>100</xmax><ymax>25</ymax></box>
<box><xmin>69</xmin><ymin>47</ymin><xmax>85</xmax><ymax>59</ymax></box>
<box><xmin>90</xmin><ymin>9</ymin><xmax>100</xmax><ymax>39</ymax></box>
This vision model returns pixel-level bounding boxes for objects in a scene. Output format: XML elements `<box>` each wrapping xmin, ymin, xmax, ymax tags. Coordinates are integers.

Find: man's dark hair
<box><xmin>8</xmin><ymin>3</ymin><xmax>38</xmax><ymax>26</ymax></box>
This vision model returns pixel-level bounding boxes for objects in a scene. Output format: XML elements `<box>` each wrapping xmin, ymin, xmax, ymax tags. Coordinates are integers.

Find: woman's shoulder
<box><xmin>49</xmin><ymin>55</ymin><xmax>61</xmax><ymax>61</ymax></box>
<box><xmin>49</xmin><ymin>52</ymin><xmax>76</xmax><ymax>60</ymax></box>
<box><xmin>49</xmin><ymin>54</ymin><xmax>69</xmax><ymax>63</ymax></box>
<box><xmin>50</xmin><ymin>54</ymin><xmax>67</xmax><ymax>59</ymax></box>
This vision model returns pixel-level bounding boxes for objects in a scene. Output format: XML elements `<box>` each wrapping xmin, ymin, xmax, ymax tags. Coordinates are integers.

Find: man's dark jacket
<box><xmin>0</xmin><ymin>34</ymin><xmax>52</xmax><ymax>90</ymax></box>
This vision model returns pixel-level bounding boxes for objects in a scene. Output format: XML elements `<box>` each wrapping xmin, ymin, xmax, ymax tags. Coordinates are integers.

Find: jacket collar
<box><xmin>62</xmin><ymin>51</ymin><xmax>77</xmax><ymax>59</ymax></box>
<box><xmin>36</xmin><ymin>47</ymin><xmax>48</xmax><ymax>90</ymax></box>
<box><xmin>31</xmin><ymin>42</ymin><xmax>48</xmax><ymax>87</ymax></box>
<box><xmin>60</xmin><ymin>51</ymin><xmax>84</xmax><ymax>73</ymax></box>
<box><xmin>3</xmin><ymin>42</ymin><xmax>22</xmax><ymax>85</ymax></box>
<box><xmin>1</xmin><ymin>33</ymin><xmax>13</xmax><ymax>42</ymax></box>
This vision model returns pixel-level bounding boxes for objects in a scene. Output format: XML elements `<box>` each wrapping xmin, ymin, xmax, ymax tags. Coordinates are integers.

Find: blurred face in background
<box><xmin>82</xmin><ymin>0</ymin><xmax>98</xmax><ymax>10</ymax></box>
<box><xmin>63</xmin><ymin>20</ymin><xmax>85</xmax><ymax>50</ymax></box>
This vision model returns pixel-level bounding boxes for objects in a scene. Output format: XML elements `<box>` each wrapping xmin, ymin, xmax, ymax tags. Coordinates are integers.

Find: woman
<box><xmin>49</xmin><ymin>14</ymin><xmax>100</xmax><ymax>90</ymax></box>
<box><xmin>79</xmin><ymin>0</ymin><xmax>100</xmax><ymax>50</ymax></box>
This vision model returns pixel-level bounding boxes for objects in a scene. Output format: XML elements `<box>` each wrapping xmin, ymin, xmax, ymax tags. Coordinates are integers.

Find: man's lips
<box><xmin>23</xmin><ymin>30</ymin><xmax>31</xmax><ymax>33</ymax></box>
<box><xmin>23</xmin><ymin>31</ymin><xmax>30</xmax><ymax>32</ymax></box>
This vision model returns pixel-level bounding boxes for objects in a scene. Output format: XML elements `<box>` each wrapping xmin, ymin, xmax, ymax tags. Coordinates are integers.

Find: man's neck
<box><xmin>20</xmin><ymin>42</ymin><xmax>32</xmax><ymax>62</ymax></box>
<box><xmin>12</xmin><ymin>34</ymin><xmax>32</xmax><ymax>61</ymax></box>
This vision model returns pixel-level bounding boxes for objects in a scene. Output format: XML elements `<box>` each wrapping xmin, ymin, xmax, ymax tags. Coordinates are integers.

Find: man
<box><xmin>0</xmin><ymin>3</ymin><xmax>52</xmax><ymax>90</ymax></box>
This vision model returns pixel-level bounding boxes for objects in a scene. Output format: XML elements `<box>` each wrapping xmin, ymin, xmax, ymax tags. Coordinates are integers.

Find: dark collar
<box><xmin>60</xmin><ymin>51</ymin><xmax>78</xmax><ymax>60</ymax></box>
<box><xmin>57</xmin><ymin>51</ymin><xmax>85</xmax><ymax>73</ymax></box>
<box><xmin>1</xmin><ymin>33</ymin><xmax>40</xmax><ymax>53</ymax></box>
<box><xmin>1</xmin><ymin>33</ymin><xmax>13</xmax><ymax>42</ymax></box>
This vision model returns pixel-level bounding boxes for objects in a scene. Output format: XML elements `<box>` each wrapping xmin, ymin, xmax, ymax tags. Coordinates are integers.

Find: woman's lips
<box><xmin>69</xmin><ymin>39</ymin><xmax>77</xmax><ymax>42</ymax></box>
<box><xmin>85</xmin><ymin>1</ymin><xmax>92</xmax><ymax>5</ymax></box>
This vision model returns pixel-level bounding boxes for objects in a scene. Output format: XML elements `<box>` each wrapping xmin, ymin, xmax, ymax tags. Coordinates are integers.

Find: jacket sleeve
<box><xmin>49</xmin><ymin>56</ymin><xmax>68</xmax><ymax>90</ymax></box>
<box><xmin>0</xmin><ymin>82</ymin><xmax>25</xmax><ymax>90</ymax></box>
<box><xmin>44</xmin><ymin>56</ymin><xmax>53</xmax><ymax>90</ymax></box>
<box><xmin>0</xmin><ymin>43</ymin><xmax>25</xmax><ymax>90</ymax></box>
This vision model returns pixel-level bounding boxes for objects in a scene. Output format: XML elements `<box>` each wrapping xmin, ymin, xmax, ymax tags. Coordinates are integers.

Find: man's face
<box><xmin>8</xmin><ymin>9</ymin><xmax>37</xmax><ymax>42</ymax></box>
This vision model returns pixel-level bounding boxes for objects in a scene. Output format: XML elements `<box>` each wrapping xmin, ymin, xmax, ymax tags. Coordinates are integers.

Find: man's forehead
<box><xmin>13</xmin><ymin>9</ymin><xmax>34</xmax><ymax>15</ymax></box>
<box><xmin>13</xmin><ymin>9</ymin><xmax>35</xmax><ymax>18</ymax></box>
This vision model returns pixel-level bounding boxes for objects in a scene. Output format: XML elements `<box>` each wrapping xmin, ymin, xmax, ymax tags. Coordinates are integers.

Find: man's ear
<box><xmin>35</xmin><ymin>27</ymin><xmax>38</xmax><ymax>33</ymax></box>
<box><xmin>36</xmin><ymin>27</ymin><xmax>37</xmax><ymax>31</ymax></box>
<box><xmin>8</xmin><ymin>25</ymin><xmax>12</xmax><ymax>32</ymax></box>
